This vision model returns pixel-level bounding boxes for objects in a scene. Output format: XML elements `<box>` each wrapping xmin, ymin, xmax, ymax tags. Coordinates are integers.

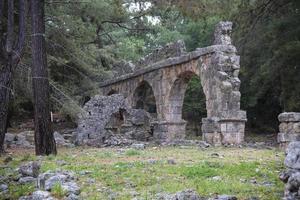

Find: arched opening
<box><xmin>133</xmin><ymin>81</ymin><xmax>157</xmax><ymax>117</ymax></box>
<box><xmin>182</xmin><ymin>76</ymin><xmax>206</xmax><ymax>138</ymax></box>
<box><xmin>107</xmin><ymin>89</ymin><xmax>118</xmax><ymax>96</ymax></box>
<box><xmin>168</xmin><ymin>71</ymin><xmax>206</xmax><ymax>138</ymax></box>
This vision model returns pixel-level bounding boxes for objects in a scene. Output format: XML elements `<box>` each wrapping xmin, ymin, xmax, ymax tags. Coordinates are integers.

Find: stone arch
<box><xmin>132</xmin><ymin>80</ymin><xmax>157</xmax><ymax>116</ymax></box>
<box><xmin>167</xmin><ymin>71</ymin><xmax>202</xmax><ymax>122</ymax></box>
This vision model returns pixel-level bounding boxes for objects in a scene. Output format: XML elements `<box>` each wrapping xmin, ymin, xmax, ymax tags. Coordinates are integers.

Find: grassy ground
<box><xmin>0</xmin><ymin>146</ymin><xmax>285</xmax><ymax>200</ymax></box>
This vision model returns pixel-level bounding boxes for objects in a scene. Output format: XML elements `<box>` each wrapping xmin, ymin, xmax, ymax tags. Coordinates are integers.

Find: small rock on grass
<box><xmin>0</xmin><ymin>184</ymin><xmax>8</xmax><ymax>192</ymax></box>
<box><xmin>131</xmin><ymin>143</ymin><xmax>145</xmax><ymax>150</ymax></box>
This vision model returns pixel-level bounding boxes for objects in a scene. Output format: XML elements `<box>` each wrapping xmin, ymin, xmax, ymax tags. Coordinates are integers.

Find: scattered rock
<box><xmin>54</xmin><ymin>131</ymin><xmax>67</xmax><ymax>146</ymax></box>
<box><xmin>19</xmin><ymin>161</ymin><xmax>40</xmax><ymax>178</ymax></box>
<box><xmin>18</xmin><ymin>176</ymin><xmax>36</xmax><ymax>184</ymax></box>
<box><xmin>45</xmin><ymin>174</ymin><xmax>68</xmax><ymax>190</ymax></box>
<box><xmin>280</xmin><ymin>142</ymin><xmax>300</xmax><ymax>199</ymax></box>
<box><xmin>210</xmin><ymin>195</ymin><xmax>237</xmax><ymax>200</ymax></box>
<box><xmin>167</xmin><ymin>159</ymin><xmax>176</xmax><ymax>165</ymax></box>
<box><xmin>62</xmin><ymin>181</ymin><xmax>80</xmax><ymax>195</ymax></box>
<box><xmin>5</xmin><ymin>132</ymin><xmax>34</xmax><ymax>148</ymax></box>
<box><xmin>131</xmin><ymin>143</ymin><xmax>145</xmax><ymax>150</ymax></box>
<box><xmin>20</xmin><ymin>190</ymin><xmax>54</xmax><ymax>200</ymax></box>
<box><xmin>156</xmin><ymin>189</ymin><xmax>202</xmax><ymax>200</ymax></box>
<box><xmin>211</xmin><ymin>153</ymin><xmax>220</xmax><ymax>158</ymax></box>
<box><xmin>65</xmin><ymin>193</ymin><xmax>80</xmax><ymax>200</ymax></box>
<box><xmin>0</xmin><ymin>184</ymin><xmax>8</xmax><ymax>192</ymax></box>
<box><xmin>211</xmin><ymin>176</ymin><xmax>222</xmax><ymax>181</ymax></box>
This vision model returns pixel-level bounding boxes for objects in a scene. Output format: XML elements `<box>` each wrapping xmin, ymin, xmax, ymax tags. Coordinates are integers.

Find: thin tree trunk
<box><xmin>30</xmin><ymin>0</ymin><xmax>57</xmax><ymax>155</ymax></box>
<box><xmin>0</xmin><ymin>0</ymin><xmax>27</xmax><ymax>154</ymax></box>
<box><xmin>0</xmin><ymin>60</ymin><xmax>13</xmax><ymax>154</ymax></box>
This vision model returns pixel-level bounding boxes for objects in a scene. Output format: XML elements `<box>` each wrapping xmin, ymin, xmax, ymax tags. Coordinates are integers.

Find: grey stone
<box><xmin>285</xmin><ymin>142</ymin><xmax>300</xmax><ymax>169</ymax></box>
<box><xmin>54</xmin><ymin>131</ymin><xmax>67</xmax><ymax>146</ymax></box>
<box><xmin>212</xmin><ymin>195</ymin><xmax>237</xmax><ymax>200</ymax></box>
<box><xmin>76</xmin><ymin>94</ymin><xmax>127</xmax><ymax>146</ymax></box>
<box><xmin>19</xmin><ymin>162</ymin><xmax>40</xmax><ymax>177</ymax></box>
<box><xmin>20</xmin><ymin>190</ymin><xmax>54</xmax><ymax>200</ymax></box>
<box><xmin>62</xmin><ymin>181</ymin><xmax>80</xmax><ymax>195</ymax></box>
<box><xmin>156</xmin><ymin>189</ymin><xmax>202</xmax><ymax>200</ymax></box>
<box><xmin>45</xmin><ymin>174</ymin><xmax>68</xmax><ymax>190</ymax></box>
<box><xmin>18</xmin><ymin>176</ymin><xmax>36</xmax><ymax>184</ymax></box>
<box><xmin>4</xmin><ymin>133</ymin><xmax>16</xmax><ymax>144</ymax></box>
<box><xmin>214</xmin><ymin>21</ymin><xmax>233</xmax><ymax>45</ymax></box>
<box><xmin>279</xmin><ymin>112</ymin><xmax>300</xmax><ymax>122</ymax></box>
<box><xmin>0</xmin><ymin>184</ymin><xmax>8</xmax><ymax>192</ymax></box>
<box><xmin>37</xmin><ymin>170</ymin><xmax>75</xmax><ymax>191</ymax></box>
<box><xmin>65</xmin><ymin>193</ymin><xmax>80</xmax><ymax>200</ymax></box>
<box><xmin>167</xmin><ymin>159</ymin><xmax>176</xmax><ymax>165</ymax></box>
<box><xmin>278</xmin><ymin>113</ymin><xmax>300</xmax><ymax>146</ymax></box>
<box><xmin>131</xmin><ymin>143</ymin><xmax>145</xmax><ymax>150</ymax></box>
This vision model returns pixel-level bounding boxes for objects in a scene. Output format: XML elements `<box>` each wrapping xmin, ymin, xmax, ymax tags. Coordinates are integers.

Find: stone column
<box><xmin>278</xmin><ymin>112</ymin><xmax>300</xmax><ymax>148</ymax></box>
<box><xmin>201</xmin><ymin>21</ymin><xmax>247</xmax><ymax>145</ymax></box>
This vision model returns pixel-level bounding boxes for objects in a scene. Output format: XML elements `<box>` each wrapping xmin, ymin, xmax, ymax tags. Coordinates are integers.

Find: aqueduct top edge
<box><xmin>99</xmin><ymin>44</ymin><xmax>237</xmax><ymax>87</ymax></box>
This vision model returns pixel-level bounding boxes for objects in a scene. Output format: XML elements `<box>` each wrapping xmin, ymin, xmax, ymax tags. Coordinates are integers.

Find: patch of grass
<box><xmin>125</xmin><ymin>149</ymin><xmax>141</xmax><ymax>156</ymax></box>
<box><xmin>7</xmin><ymin>183</ymin><xmax>35</xmax><ymax>200</ymax></box>
<box><xmin>51</xmin><ymin>182</ymin><xmax>67</xmax><ymax>198</ymax></box>
<box><xmin>0</xmin><ymin>146</ymin><xmax>285</xmax><ymax>200</ymax></box>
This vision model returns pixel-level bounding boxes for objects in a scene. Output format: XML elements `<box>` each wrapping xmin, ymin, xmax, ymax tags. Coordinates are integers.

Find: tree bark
<box><xmin>0</xmin><ymin>60</ymin><xmax>13</xmax><ymax>154</ymax></box>
<box><xmin>0</xmin><ymin>0</ymin><xmax>26</xmax><ymax>154</ymax></box>
<box><xmin>30</xmin><ymin>0</ymin><xmax>57</xmax><ymax>155</ymax></box>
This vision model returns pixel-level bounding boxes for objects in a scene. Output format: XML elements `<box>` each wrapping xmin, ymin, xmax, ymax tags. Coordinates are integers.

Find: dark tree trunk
<box><xmin>0</xmin><ymin>60</ymin><xmax>13</xmax><ymax>154</ymax></box>
<box><xmin>0</xmin><ymin>0</ymin><xmax>26</xmax><ymax>155</ymax></box>
<box><xmin>30</xmin><ymin>0</ymin><xmax>57</xmax><ymax>155</ymax></box>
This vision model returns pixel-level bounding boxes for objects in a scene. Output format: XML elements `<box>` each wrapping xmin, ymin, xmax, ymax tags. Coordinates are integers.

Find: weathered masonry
<box><xmin>100</xmin><ymin>22</ymin><xmax>247</xmax><ymax>145</ymax></box>
<box><xmin>278</xmin><ymin>112</ymin><xmax>300</xmax><ymax>148</ymax></box>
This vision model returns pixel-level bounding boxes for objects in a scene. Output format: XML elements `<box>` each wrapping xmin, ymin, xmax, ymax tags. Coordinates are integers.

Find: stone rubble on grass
<box><xmin>4</xmin><ymin>132</ymin><xmax>34</xmax><ymax>148</ymax></box>
<box><xmin>279</xmin><ymin>141</ymin><xmax>300</xmax><ymax>200</ymax></box>
<box><xmin>155</xmin><ymin>189</ymin><xmax>237</xmax><ymax>200</ymax></box>
<box><xmin>19</xmin><ymin>190</ymin><xmax>55</xmax><ymax>200</ymax></box>
<box><xmin>13</xmin><ymin>162</ymin><xmax>82</xmax><ymax>200</ymax></box>
<box><xmin>5</xmin><ymin>131</ymin><xmax>75</xmax><ymax>149</ymax></box>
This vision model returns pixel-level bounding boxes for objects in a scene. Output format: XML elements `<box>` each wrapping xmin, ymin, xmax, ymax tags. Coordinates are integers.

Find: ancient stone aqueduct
<box><xmin>99</xmin><ymin>22</ymin><xmax>247</xmax><ymax>145</ymax></box>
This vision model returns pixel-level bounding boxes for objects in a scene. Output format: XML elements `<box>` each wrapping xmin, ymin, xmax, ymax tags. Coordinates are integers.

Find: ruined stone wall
<box><xmin>278</xmin><ymin>112</ymin><xmax>300</xmax><ymax>148</ymax></box>
<box><xmin>75</xmin><ymin>94</ymin><xmax>153</xmax><ymax>146</ymax></box>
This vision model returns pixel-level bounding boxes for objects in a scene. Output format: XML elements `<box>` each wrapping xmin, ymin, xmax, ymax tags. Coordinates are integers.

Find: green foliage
<box><xmin>125</xmin><ymin>149</ymin><xmax>141</xmax><ymax>156</ymax></box>
<box><xmin>183</xmin><ymin>76</ymin><xmax>206</xmax><ymax>121</ymax></box>
<box><xmin>51</xmin><ymin>183</ymin><xmax>67</xmax><ymax>198</ymax></box>
<box><xmin>116</xmin><ymin>37</ymin><xmax>146</xmax><ymax>61</ymax></box>
<box><xmin>10</xmin><ymin>0</ymin><xmax>300</xmax><ymax>134</ymax></box>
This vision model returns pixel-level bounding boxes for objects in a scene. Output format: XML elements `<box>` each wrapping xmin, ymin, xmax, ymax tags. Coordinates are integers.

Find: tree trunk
<box><xmin>30</xmin><ymin>0</ymin><xmax>57</xmax><ymax>155</ymax></box>
<box><xmin>0</xmin><ymin>60</ymin><xmax>13</xmax><ymax>154</ymax></box>
<box><xmin>0</xmin><ymin>0</ymin><xmax>26</xmax><ymax>155</ymax></box>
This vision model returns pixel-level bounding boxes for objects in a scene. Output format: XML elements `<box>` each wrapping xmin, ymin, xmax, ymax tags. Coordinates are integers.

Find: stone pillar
<box><xmin>153</xmin><ymin>120</ymin><xmax>187</xmax><ymax>141</ymax></box>
<box><xmin>202</xmin><ymin>116</ymin><xmax>246</xmax><ymax>145</ymax></box>
<box><xmin>201</xmin><ymin>21</ymin><xmax>247</xmax><ymax>145</ymax></box>
<box><xmin>278</xmin><ymin>112</ymin><xmax>300</xmax><ymax>148</ymax></box>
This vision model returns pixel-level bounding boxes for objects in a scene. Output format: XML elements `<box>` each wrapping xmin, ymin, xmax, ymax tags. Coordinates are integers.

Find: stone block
<box><xmin>278</xmin><ymin>112</ymin><xmax>300</xmax><ymax>122</ymax></box>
